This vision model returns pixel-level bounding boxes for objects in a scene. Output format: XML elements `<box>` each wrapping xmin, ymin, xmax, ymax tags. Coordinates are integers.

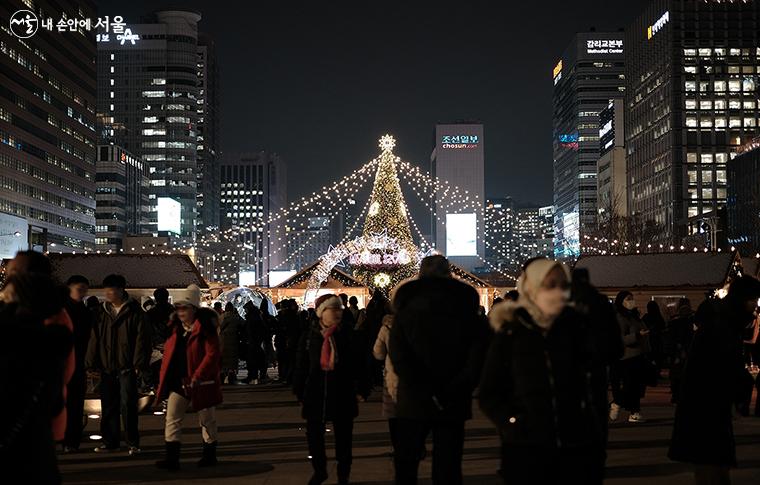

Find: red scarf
<box><xmin>320</xmin><ymin>324</ymin><xmax>339</xmax><ymax>371</ymax></box>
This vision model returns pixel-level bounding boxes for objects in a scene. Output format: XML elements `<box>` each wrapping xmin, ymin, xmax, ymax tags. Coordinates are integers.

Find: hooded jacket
<box><xmin>479</xmin><ymin>301</ymin><xmax>601</xmax><ymax>449</ymax></box>
<box><xmin>85</xmin><ymin>297</ymin><xmax>151</xmax><ymax>374</ymax></box>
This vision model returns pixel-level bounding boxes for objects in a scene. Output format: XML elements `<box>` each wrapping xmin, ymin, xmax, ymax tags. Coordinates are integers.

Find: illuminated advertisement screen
<box><xmin>446</xmin><ymin>213</ymin><xmax>477</xmax><ymax>256</ymax></box>
<box><xmin>157</xmin><ymin>197</ymin><xmax>181</xmax><ymax>234</ymax></box>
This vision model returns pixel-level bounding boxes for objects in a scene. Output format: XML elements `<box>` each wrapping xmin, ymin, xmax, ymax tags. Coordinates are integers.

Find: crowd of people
<box><xmin>1</xmin><ymin>250</ymin><xmax>759</xmax><ymax>485</ymax></box>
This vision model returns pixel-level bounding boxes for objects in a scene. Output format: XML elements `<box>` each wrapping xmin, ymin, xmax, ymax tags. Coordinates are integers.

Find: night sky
<box><xmin>99</xmin><ymin>0</ymin><xmax>650</xmax><ymax>209</ymax></box>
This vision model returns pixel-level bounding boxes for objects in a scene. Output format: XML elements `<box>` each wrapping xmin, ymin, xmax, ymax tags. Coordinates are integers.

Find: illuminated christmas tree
<box><xmin>352</xmin><ymin>135</ymin><xmax>420</xmax><ymax>292</ymax></box>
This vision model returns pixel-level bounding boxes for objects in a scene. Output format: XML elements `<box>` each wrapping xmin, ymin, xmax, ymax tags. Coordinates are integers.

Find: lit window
<box><xmin>684</xmin><ymin>48</ymin><xmax>696</xmax><ymax>56</ymax></box>
<box><xmin>714</xmin><ymin>118</ymin><xmax>727</xmax><ymax>128</ymax></box>
<box><xmin>730</xmin><ymin>48</ymin><xmax>741</xmax><ymax>56</ymax></box>
<box><xmin>688</xmin><ymin>206</ymin><xmax>699</xmax><ymax>217</ymax></box>
<box><xmin>716</xmin><ymin>170</ymin><xmax>727</xmax><ymax>183</ymax></box>
<box><xmin>716</xmin><ymin>153</ymin><xmax>728</xmax><ymax>164</ymax></box>
<box><xmin>743</xmin><ymin>100</ymin><xmax>756</xmax><ymax>110</ymax></box>
<box><xmin>684</xmin><ymin>66</ymin><xmax>697</xmax><ymax>74</ymax></box>
<box><xmin>717</xmin><ymin>188</ymin><xmax>726</xmax><ymax>199</ymax></box>
<box><xmin>688</xmin><ymin>170</ymin><xmax>697</xmax><ymax>184</ymax></box>
<box><xmin>714</xmin><ymin>80</ymin><xmax>726</xmax><ymax>92</ymax></box>
<box><xmin>743</xmin><ymin>77</ymin><xmax>756</xmax><ymax>92</ymax></box>
<box><xmin>702</xmin><ymin>171</ymin><xmax>713</xmax><ymax>183</ymax></box>
<box><xmin>700</xmin><ymin>118</ymin><xmax>713</xmax><ymax>128</ymax></box>
<box><xmin>729</xmin><ymin>99</ymin><xmax>741</xmax><ymax>109</ymax></box>
<box><xmin>685</xmin><ymin>99</ymin><xmax>697</xmax><ymax>109</ymax></box>
<box><xmin>685</xmin><ymin>81</ymin><xmax>696</xmax><ymax>92</ymax></box>
<box><xmin>687</xmin><ymin>153</ymin><xmax>697</xmax><ymax>163</ymax></box>
<box><xmin>700</xmin><ymin>100</ymin><xmax>712</xmax><ymax>110</ymax></box>
<box><xmin>688</xmin><ymin>188</ymin><xmax>698</xmax><ymax>199</ymax></box>
<box><xmin>701</xmin><ymin>154</ymin><xmax>714</xmax><ymax>164</ymax></box>
<box><xmin>714</xmin><ymin>48</ymin><xmax>726</xmax><ymax>56</ymax></box>
<box><xmin>744</xmin><ymin>117</ymin><xmax>757</xmax><ymax>127</ymax></box>
<box><xmin>699</xmin><ymin>82</ymin><xmax>709</xmax><ymax>92</ymax></box>
<box><xmin>714</xmin><ymin>99</ymin><xmax>726</xmax><ymax>110</ymax></box>
<box><xmin>702</xmin><ymin>188</ymin><xmax>713</xmax><ymax>199</ymax></box>
<box><xmin>686</xmin><ymin>117</ymin><xmax>698</xmax><ymax>127</ymax></box>
<box><xmin>698</xmin><ymin>48</ymin><xmax>712</xmax><ymax>57</ymax></box>
<box><xmin>729</xmin><ymin>117</ymin><xmax>741</xmax><ymax>128</ymax></box>
<box><xmin>728</xmin><ymin>80</ymin><xmax>741</xmax><ymax>92</ymax></box>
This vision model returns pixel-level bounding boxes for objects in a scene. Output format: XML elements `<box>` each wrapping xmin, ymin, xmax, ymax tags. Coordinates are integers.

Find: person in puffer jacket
<box><xmin>479</xmin><ymin>258</ymin><xmax>605</xmax><ymax>485</ymax></box>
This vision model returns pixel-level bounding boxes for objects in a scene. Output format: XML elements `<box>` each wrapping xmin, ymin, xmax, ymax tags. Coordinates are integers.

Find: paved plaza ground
<box><xmin>59</xmin><ymin>381</ymin><xmax>760</xmax><ymax>485</ymax></box>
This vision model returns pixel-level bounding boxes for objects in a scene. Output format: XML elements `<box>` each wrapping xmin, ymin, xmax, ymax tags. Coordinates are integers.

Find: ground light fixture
<box><xmin>89</xmin><ymin>434</ymin><xmax>102</xmax><ymax>441</ymax></box>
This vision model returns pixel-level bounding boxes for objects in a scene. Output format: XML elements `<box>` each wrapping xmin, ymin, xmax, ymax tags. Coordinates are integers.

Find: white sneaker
<box><xmin>628</xmin><ymin>412</ymin><xmax>646</xmax><ymax>423</ymax></box>
<box><xmin>93</xmin><ymin>445</ymin><xmax>118</xmax><ymax>453</ymax></box>
<box><xmin>128</xmin><ymin>447</ymin><xmax>141</xmax><ymax>456</ymax></box>
<box><xmin>609</xmin><ymin>403</ymin><xmax>621</xmax><ymax>421</ymax></box>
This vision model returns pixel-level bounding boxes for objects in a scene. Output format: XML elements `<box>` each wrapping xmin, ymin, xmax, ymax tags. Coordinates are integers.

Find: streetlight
<box><xmin>0</xmin><ymin>231</ymin><xmax>22</xmax><ymax>237</ymax></box>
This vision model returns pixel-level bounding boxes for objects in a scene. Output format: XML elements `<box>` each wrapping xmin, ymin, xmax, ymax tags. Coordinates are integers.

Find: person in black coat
<box><xmin>664</xmin><ymin>298</ymin><xmax>695</xmax><ymax>404</ymax></box>
<box><xmin>389</xmin><ymin>255</ymin><xmax>489</xmax><ymax>485</ymax></box>
<box><xmin>243</xmin><ymin>300</ymin><xmax>268</xmax><ymax>384</ymax></box>
<box><xmin>479</xmin><ymin>258</ymin><xmax>604</xmax><ymax>485</ymax></box>
<box><xmin>669</xmin><ymin>276</ymin><xmax>760</xmax><ymax>484</ymax></box>
<box><xmin>0</xmin><ymin>272</ymin><xmax>72</xmax><ymax>484</ymax></box>
<box><xmin>62</xmin><ymin>275</ymin><xmax>93</xmax><ymax>452</ymax></box>
<box><xmin>293</xmin><ymin>294</ymin><xmax>370</xmax><ymax>485</ymax></box>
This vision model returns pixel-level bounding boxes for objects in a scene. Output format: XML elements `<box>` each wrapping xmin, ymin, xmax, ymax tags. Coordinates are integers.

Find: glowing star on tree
<box><xmin>379</xmin><ymin>134</ymin><xmax>396</xmax><ymax>152</ymax></box>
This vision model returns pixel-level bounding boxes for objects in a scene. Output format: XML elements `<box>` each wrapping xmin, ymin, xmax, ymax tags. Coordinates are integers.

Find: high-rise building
<box><xmin>515</xmin><ymin>206</ymin><xmax>555</xmax><ymax>263</ymax></box>
<box><xmin>95</xmin><ymin>144</ymin><xmax>149</xmax><ymax>251</ymax></box>
<box><xmin>97</xmin><ymin>10</ymin><xmax>203</xmax><ymax>240</ymax></box>
<box><xmin>727</xmin><ymin>137</ymin><xmax>760</xmax><ymax>254</ymax></box>
<box><xmin>286</xmin><ymin>216</ymin><xmax>332</xmax><ymax>271</ymax></box>
<box><xmin>626</xmin><ymin>1</ymin><xmax>760</xmax><ymax>245</ymax></box>
<box><xmin>552</xmin><ymin>31</ymin><xmax>625</xmax><ymax>258</ymax></box>
<box><xmin>484</xmin><ymin>197</ymin><xmax>516</xmax><ymax>271</ymax></box>
<box><xmin>431</xmin><ymin>122</ymin><xmax>485</xmax><ymax>271</ymax></box>
<box><xmin>196</xmin><ymin>33</ymin><xmax>220</xmax><ymax>233</ymax></box>
<box><xmin>0</xmin><ymin>0</ymin><xmax>97</xmax><ymax>251</ymax></box>
<box><xmin>596</xmin><ymin>98</ymin><xmax>627</xmax><ymax>225</ymax></box>
<box><xmin>219</xmin><ymin>151</ymin><xmax>286</xmax><ymax>285</ymax></box>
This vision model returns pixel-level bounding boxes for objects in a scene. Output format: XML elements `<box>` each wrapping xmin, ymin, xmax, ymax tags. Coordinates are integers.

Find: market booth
<box><xmin>574</xmin><ymin>251</ymin><xmax>746</xmax><ymax>318</ymax></box>
<box><xmin>269</xmin><ymin>261</ymin><xmax>371</xmax><ymax>307</ymax></box>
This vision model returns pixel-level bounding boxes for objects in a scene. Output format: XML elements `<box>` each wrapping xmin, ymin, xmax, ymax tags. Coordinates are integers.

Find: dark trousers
<box><xmin>621</xmin><ymin>356</ymin><xmax>646</xmax><ymax>412</ymax></box>
<box><xmin>63</xmin><ymin>371</ymin><xmax>87</xmax><ymax>449</ymax></box>
<box><xmin>394</xmin><ymin>418</ymin><xmax>464</xmax><ymax>485</ymax></box>
<box><xmin>99</xmin><ymin>371</ymin><xmax>139</xmax><ymax>448</ymax></box>
<box><xmin>306</xmin><ymin>419</ymin><xmax>353</xmax><ymax>478</ymax></box>
<box><xmin>609</xmin><ymin>360</ymin><xmax>624</xmax><ymax>405</ymax></box>
<box><xmin>246</xmin><ymin>346</ymin><xmax>267</xmax><ymax>381</ymax></box>
<box><xmin>276</xmin><ymin>348</ymin><xmax>289</xmax><ymax>381</ymax></box>
<box><xmin>500</xmin><ymin>445</ymin><xmax>604</xmax><ymax>485</ymax></box>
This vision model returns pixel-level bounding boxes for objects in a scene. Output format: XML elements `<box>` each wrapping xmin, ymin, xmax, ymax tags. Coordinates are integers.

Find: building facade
<box><xmin>484</xmin><ymin>197</ymin><xmax>516</xmax><ymax>271</ymax></box>
<box><xmin>552</xmin><ymin>31</ymin><xmax>626</xmax><ymax>258</ymax></box>
<box><xmin>286</xmin><ymin>216</ymin><xmax>332</xmax><ymax>271</ymax></box>
<box><xmin>597</xmin><ymin>98</ymin><xmax>627</xmax><ymax>225</ymax></box>
<box><xmin>431</xmin><ymin>122</ymin><xmax>485</xmax><ymax>271</ymax></box>
<box><xmin>196</xmin><ymin>32</ymin><xmax>219</xmax><ymax>233</ymax></box>
<box><xmin>625</xmin><ymin>0</ymin><xmax>760</xmax><ymax>245</ymax></box>
<box><xmin>727</xmin><ymin>138</ymin><xmax>760</xmax><ymax>254</ymax></box>
<box><xmin>95</xmin><ymin>144</ymin><xmax>148</xmax><ymax>251</ymax></box>
<box><xmin>218</xmin><ymin>151</ymin><xmax>286</xmax><ymax>286</ymax></box>
<box><xmin>0</xmin><ymin>0</ymin><xmax>98</xmax><ymax>251</ymax></box>
<box><xmin>516</xmin><ymin>206</ymin><xmax>555</xmax><ymax>263</ymax></box>
<box><xmin>97</xmin><ymin>10</ymin><xmax>203</xmax><ymax>240</ymax></box>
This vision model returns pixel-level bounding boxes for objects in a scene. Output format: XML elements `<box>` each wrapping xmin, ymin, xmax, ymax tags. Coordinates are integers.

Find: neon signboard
<box><xmin>441</xmin><ymin>135</ymin><xmax>479</xmax><ymax>150</ymax></box>
<box><xmin>648</xmin><ymin>11</ymin><xmax>669</xmax><ymax>40</ymax></box>
<box><xmin>586</xmin><ymin>39</ymin><xmax>623</xmax><ymax>55</ymax></box>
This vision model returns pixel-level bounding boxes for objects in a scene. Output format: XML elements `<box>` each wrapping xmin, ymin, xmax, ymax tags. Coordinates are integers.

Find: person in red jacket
<box><xmin>155</xmin><ymin>285</ymin><xmax>222</xmax><ymax>471</ymax></box>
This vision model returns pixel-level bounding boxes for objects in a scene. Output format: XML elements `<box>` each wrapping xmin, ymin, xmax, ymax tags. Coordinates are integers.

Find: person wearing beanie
<box><xmin>155</xmin><ymin>290</ymin><xmax>222</xmax><ymax>471</ymax></box>
<box><xmin>479</xmin><ymin>258</ymin><xmax>606</xmax><ymax>484</ymax></box>
<box><xmin>292</xmin><ymin>294</ymin><xmax>370</xmax><ymax>485</ymax></box>
<box><xmin>85</xmin><ymin>274</ymin><xmax>150</xmax><ymax>455</ymax></box>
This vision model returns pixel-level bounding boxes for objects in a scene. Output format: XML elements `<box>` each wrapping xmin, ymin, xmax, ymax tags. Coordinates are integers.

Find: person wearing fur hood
<box><xmin>478</xmin><ymin>258</ymin><xmax>605</xmax><ymax>485</ymax></box>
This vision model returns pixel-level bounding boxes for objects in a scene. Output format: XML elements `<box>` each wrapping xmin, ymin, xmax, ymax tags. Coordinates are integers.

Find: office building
<box><xmin>219</xmin><ymin>151</ymin><xmax>286</xmax><ymax>286</ymax></box>
<box><xmin>286</xmin><ymin>216</ymin><xmax>332</xmax><ymax>271</ymax></box>
<box><xmin>431</xmin><ymin>122</ymin><xmax>485</xmax><ymax>271</ymax></box>
<box><xmin>0</xmin><ymin>0</ymin><xmax>97</xmax><ymax>251</ymax></box>
<box><xmin>596</xmin><ymin>98</ymin><xmax>627</xmax><ymax>225</ymax></box>
<box><xmin>484</xmin><ymin>197</ymin><xmax>516</xmax><ymax>271</ymax></box>
<box><xmin>95</xmin><ymin>144</ymin><xmax>149</xmax><ymax>251</ymax></box>
<box><xmin>97</xmin><ymin>10</ymin><xmax>203</xmax><ymax>240</ymax></box>
<box><xmin>196</xmin><ymin>33</ymin><xmax>220</xmax><ymax>233</ymax></box>
<box><xmin>727</xmin><ymin>138</ymin><xmax>760</xmax><ymax>254</ymax></box>
<box><xmin>515</xmin><ymin>206</ymin><xmax>555</xmax><ymax>263</ymax></box>
<box><xmin>625</xmin><ymin>1</ymin><xmax>760</xmax><ymax>245</ymax></box>
<box><xmin>552</xmin><ymin>31</ymin><xmax>625</xmax><ymax>258</ymax></box>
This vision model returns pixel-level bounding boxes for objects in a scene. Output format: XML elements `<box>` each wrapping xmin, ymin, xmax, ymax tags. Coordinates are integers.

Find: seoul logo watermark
<box><xmin>9</xmin><ymin>10</ymin><xmax>39</xmax><ymax>39</ymax></box>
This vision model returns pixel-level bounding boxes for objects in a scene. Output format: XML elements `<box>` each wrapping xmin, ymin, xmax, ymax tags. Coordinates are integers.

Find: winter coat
<box><xmin>85</xmin><ymin>298</ymin><xmax>151</xmax><ymax>375</ymax></box>
<box><xmin>0</xmin><ymin>303</ymin><xmax>71</xmax><ymax>483</ymax></box>
<box><xmin>479</xmin><ymin>302</ymin><xmax>602</xmax><ymax>449</ymax></box>
<box><xmin>389</xmin><ymin>277</ymin><xmax>489</xmax><ymax>421</ymax></box>
<box><xmin>147</xmin><ymin>302</ymin><xmax>173</xmax><ymax>348</ymax></box>
<box><xmin>45</xmin><ymin>307</ymin><xmax>75</xmax><ymax>442</ymax></box>
<box><xmin>617</xmin><ymin>310</ymin><xmax>650</xmax><ymax>360</ymax></box>
<box><xmin>156</xmin><ymin>308</ymin><xmax>223</xmax><ymax>411</ymax></box>
<box><xmin>373</xmin><ymin>315</ymin><xmax>398</xmax><ymax>417</ymax></box>
<box><xmin>669</xmin><ymin>299</ymin><xmax>746</xmax><ymax>466</ymax></box>
<box><xmin>219</xmin><ymin>310</ymin><xmax>242</xmax><ymax>370</ymax></box>
<box><xmin>292</xmin><ymin>321</ymin><xmax>370</xmax><ymax>422</ymax></box>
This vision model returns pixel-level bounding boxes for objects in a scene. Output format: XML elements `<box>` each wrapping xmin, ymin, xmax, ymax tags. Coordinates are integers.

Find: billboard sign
<box><xmin>441</xmin><ymin>134</ymin><xmax>479</xmax><ymax>150</ymax></box>
<box><xmin>446</xmin><ymin>213</ymin><xmax>477</xmax><ymax>256</ymax></box>
<box><xmin>268</xmin><ymin>270</ymin><xmax>296</xmax><ymax>287</ymax></box>
<box><xmin>157</xmin><ymin>197</ymin><xmax>181</xmax><ymax>234</ymax></box>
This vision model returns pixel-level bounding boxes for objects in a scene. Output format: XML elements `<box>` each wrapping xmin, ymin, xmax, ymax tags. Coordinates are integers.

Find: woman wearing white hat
<box><xmin>479</xmin><ymin>258</ymin><xmax>605</xmax><ymax>484</ymax></box>
<box><xmin>155</xmin><ymin>285</ymin><xmax>223</xmax><ymax>471</ymax></box>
